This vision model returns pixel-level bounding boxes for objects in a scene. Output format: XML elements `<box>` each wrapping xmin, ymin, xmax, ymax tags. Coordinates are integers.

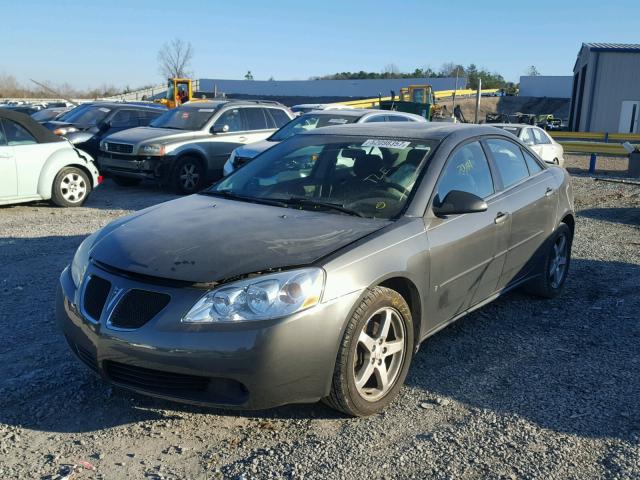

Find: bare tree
<box><xmin>158</xmin><ymin>39</ymin><xmax>194</xmax><ymax>79</ymax></box>
<box><xmin>526</xmin><ymin>65</ymin><xmax>540</xmax><ymax>76</ymax></box>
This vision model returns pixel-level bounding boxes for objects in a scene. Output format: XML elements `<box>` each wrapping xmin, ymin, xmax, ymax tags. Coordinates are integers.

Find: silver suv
<box><xmin>97</xmin><ymin>100</ymin><xmax>293</xmax><ymax>193</ymax></box>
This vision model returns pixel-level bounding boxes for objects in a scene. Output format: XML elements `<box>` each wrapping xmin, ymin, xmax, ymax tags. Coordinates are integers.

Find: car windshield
<box><xmin>207</xmin><ymin>134</ymin><xmax>437</xmax><ymax>219</ymax></box>
<box><xmin>31</xmin><ymin>109</ymin><xmax>63</xmax><ymax>121</ymax></box>
<box><xmin>270</xmin><ymin>113</ymin><xmax>358</xmax><ymax>142</ymax></box>
<box><xmin>61</xmin><ymin>105</ymin><xmax>111</xmax><ymax>126</ymax></box>
<box><xmin>150</xmin><ymin>106</ymin><xmax>217</xmax><ymax>130</ymax></box>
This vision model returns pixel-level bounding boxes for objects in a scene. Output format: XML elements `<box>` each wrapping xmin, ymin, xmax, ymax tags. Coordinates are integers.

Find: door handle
<box><xmin>545</xmin><ymin>187</ymin><xmax>554</xmax><ymax>197</ymax></box>
<box><xmin>238</xmin><ymin>136</ymin><xmax>247</xmax><ymax>142</ymax></box>
<box><xmin>494</xmin><ymin>212</ymin><xmax>510</xmax><ymax>224</ymax></box>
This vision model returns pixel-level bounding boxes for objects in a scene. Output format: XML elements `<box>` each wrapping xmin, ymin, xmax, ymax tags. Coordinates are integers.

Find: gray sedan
<box><xmin>57</xmin><ymin>123</ymin><xmax>574</xmax><ymax>416</ymax></box>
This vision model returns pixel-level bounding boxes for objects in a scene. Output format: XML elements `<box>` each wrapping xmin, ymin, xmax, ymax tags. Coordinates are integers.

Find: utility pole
<box><xmin>452</xmin><ymin>71</ymin><xmax>459</xmax><ymax>120</ymax></box>
<box><xmin>474</xmin><ymin>78</ymin><xmax>482</xmax><ymax>124</ymax></box>
<box><xmin>29</xmin><ymin>79</ymin><xmax>78</xmax><ymax>105</ymax></box>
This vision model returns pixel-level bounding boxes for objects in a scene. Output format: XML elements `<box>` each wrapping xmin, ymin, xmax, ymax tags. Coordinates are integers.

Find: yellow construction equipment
<box><xmin>156</xmin><ymin>78</ymin><xmax>193</xmax><ymax>109</ymax></box>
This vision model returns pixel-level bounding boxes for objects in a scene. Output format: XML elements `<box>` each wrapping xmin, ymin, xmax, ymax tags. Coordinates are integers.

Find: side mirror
<box><xmin>212</xmin><ymin>124</ymin><xmax>230</xmax><ymax>134</ymax></box>
<box><xmin>433</xmin><ymin>190</ymin><xmax>488</xmax><ymax>217</ymax></box>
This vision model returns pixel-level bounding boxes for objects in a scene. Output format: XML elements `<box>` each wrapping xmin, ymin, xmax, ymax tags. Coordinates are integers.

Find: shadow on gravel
<box><xmin>406</xmin><ymin>258</ymin><xmax>640</xmax><ymax>442</ymax></box>
<box><xmin>578</xmin><ymin>207</ymin><xmax>640</xmax><ymax>227</ymax></box>
<box><xmin>0</xmin><ymin>251</ymin><xmax>637</xmax><ymax>437</ymax></box>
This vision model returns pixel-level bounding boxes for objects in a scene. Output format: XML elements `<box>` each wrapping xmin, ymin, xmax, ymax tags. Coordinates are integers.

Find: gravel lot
<box><xmin>1</xmin><ymin>158</ymin><xmax>639</xmax><ymax>479</ymax></box>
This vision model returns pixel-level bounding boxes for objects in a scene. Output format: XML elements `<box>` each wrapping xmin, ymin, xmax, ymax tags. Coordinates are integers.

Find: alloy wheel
<box><xmin>353</xmin><ymin>307</ymin><xmax>406</xmax><ymax>402</ymax></box>
<box><xmin>549</xmin><ymin>234</ymin><xmax>568</xmax><ymax>288</ymax></box>
<box><xmin>60</xmin><ymin>172</ymin><xmax>87</xmax><ymax>203</ymax></box>
<box><xmin>179</xmin><ymin>163</ymin><xmax>200</xmax><ymax>190</ymax></box>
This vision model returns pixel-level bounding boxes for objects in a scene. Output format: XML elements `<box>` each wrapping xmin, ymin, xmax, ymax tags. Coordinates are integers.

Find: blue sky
<box><xmin>2</xmin><ymin>0</ymin><xmax>639</xmax><ymax>89</ymax></box>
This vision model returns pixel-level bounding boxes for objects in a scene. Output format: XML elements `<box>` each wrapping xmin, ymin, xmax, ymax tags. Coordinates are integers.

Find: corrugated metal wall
<box><xmin>588</xmin><ymin>53</ymin><xmax>640</xmax><ymax>132</ymax></box>
<box><xmin>519</xmin><ymin>76</ymin><xmax>573</xmax><ymax>98</ymax></box>
<box><xmin>197</xmin><ymin>77</ymin><xmax>465</xmax><ymax>98</ymax></box>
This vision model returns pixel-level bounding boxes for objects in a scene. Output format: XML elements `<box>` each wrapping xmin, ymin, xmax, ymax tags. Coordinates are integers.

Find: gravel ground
<box><xmin>1</xmin><ymin>162</ymin><xmax>639</xmax><ymax>479</ymax></box>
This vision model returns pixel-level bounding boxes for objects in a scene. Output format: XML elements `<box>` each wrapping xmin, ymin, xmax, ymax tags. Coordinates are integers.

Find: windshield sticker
<box><xmin>182</xmin><ymin>112</ymin><xmax>190</xmax><ymax>119</ymax></box>
<box><xmin>362</xmin><ymin>139</ymin><xmax>411</xmax><ymax>149</ymax></box>
<box><xmin>98</xmin><ymin>107</ymin><xmax>111</xmax><ymax>113</ymax></box>
<box><xmin>328</xmin><ymin>118</ymin><xmax>349</xmax><ymax>124</ymax></box>
<box><xmin>198</xmin><ymin>108</ymin><xmax>215</xmax><ymax>112</ymax></box>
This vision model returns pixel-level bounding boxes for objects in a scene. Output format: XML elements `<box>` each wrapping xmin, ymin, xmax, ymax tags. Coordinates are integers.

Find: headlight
<box><xmin>71</xmin><ymin>232</ymin><xmax>97</xmax><ymax>288</ymax></box>
<box><xmin>141</xmin><ymin>144</ymin><xmax>166</xmax><ymax>156</ymax></box>
<box><xmin>183</xmin><ymin>268</ymin><xmax>324</xmax><ymax>323</ymax></box>
<box><xmin>53</xmin><ymin>126</ymin><xmax>78</xmax><ymax>136</ymax></box>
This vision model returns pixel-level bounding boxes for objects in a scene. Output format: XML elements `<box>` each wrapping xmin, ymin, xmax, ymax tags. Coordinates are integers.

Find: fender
<box><xmin>37</xmin><ymin>146</ymin><xmax>99</xmax><ymax>200</ymax></box>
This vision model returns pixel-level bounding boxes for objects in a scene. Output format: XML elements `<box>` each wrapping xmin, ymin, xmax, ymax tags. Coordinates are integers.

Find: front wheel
<box><xmin>525</xmin><ymin>223</ymin><xmax>572</xmax><ymax>298</ymax></box>
<box><xmin>51</xmin><ymin>167</ymin><xmax>92</xmax><ymax>207</ymax></box>
<box><xmin>324</xmin><ymin>287</ymin><xmax>414</xmax><ymax>416</ymax></box>
<box><xmin>171</xmin><ymin>156</ymin><xmax>205</xmax><ymax>195</ymax></box>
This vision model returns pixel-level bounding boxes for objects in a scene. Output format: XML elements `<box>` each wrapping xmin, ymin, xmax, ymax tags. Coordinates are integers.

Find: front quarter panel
<box><xmin>320</xmin><ymin>218</ymin><xmax>431</xmax><ymax>336</ymax></box>
<box><xmin>37</xmin><ymin>146</ymin><xmax>100</xmax><ymax>200</ymax></box>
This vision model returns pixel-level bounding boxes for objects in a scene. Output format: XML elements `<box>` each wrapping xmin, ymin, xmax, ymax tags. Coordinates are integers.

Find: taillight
<box><xmin>97</xmin><ymin>175</ymin><xmax>104</xmax><ymax>185</ymax></box>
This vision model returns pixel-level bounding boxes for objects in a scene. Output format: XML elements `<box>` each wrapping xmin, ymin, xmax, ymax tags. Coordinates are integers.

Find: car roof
<box><xmin>181</xmin><ymin>99</ymin><xmax>287</xmax><ymax>110</ymax></box>
<box><xmin>77</xmin><ymin>102</ymin><xmax>165</xmax><ymax>111</ymax></box>
<box><xmin>298</xmin><ymin>122</ymin><xmax>509</xmax><ymax>141</ymax></box>
<box><xmin>488</xmin><ymin>123</ymin><xmax>534</xmax><ymax>129</ymax></box>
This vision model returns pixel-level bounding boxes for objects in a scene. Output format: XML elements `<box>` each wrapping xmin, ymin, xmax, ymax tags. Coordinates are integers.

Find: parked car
<box><xmin>31</xmin><ymin>107</ymin><xmax>71</xmax><ymax>123</ymax></box>
<box><xmin>6</xmin><ymin>105</ymin><xmax>41</xmax><ymax>116</ymax></box>
<box><xmin>290</xmin><ymin>104</ymin><xmax>355</xmax><ymax>115</ymax></box>
<box><xmin>0</xmin><ymin>109</ymin><xmax>101</xmax><ymax>207</ymax></box>
<box><xmin>43</xmin><ymin>102</ymin><xmax>166</xmax><ymax>160</ymax></box>
<box><xmin>58</xmin><ymin>123</ymin><xmax>574</xmax><ymax>416</ymax></box>
<box><xmin>223</xmin><ymin>108</ymin><xmax>427</xmax><ymax>176</ymax></box>
<box><xmin>491</xmin><ymin>124</ymin><xmax>565</xmax><ymax>166</ymax></box>
<box><xmin>97</xmin><ymin>100</ymin><xmax>294</xmax><ymax>193</ymax></box>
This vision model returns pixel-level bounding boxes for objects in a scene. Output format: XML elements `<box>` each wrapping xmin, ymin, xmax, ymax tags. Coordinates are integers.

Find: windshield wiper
<box><xmin>201</xmin><ymin>190</ymin><xmax>289</xmax><ymax>208</ymax></box>
<box><xmin>283</xmin><ymin>197</ymin><xmax>364</xmax><ymax>217</ymax></box>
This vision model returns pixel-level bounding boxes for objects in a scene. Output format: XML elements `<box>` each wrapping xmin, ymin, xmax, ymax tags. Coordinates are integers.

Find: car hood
<box><xmin>103</xmin><ymin>126</ymin><xmax>201</xmax><ymax>145</ymax></box>
<box><xmin>89</xmin><ymin>194</ymin><xmax>389</xmax><ymax>283</ymax></box>
<box><xmin>235</xmin><ymin>139</ymin><xmax>278</xmax><ymax>158</ymax></box>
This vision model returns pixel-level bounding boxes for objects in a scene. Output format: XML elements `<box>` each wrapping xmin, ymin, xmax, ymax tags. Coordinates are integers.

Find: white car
<box><xmin>492</xmin><ymin>124</ymin><xmax>565</xmax><ymax>166</ymax></box>
<box><xmin>290</xmin><ymin>104</ymin><xmax>355</xmax><ymax>115</ymax></box>
<box><xmin>223</xmin><ymin>108</ymin><xmax>427</xmax><ymax>175</ymax></box>
<box><xmin>0</xmin><ymin>109</ymin><xmax>101</xmax><ymax>207</ymax></box>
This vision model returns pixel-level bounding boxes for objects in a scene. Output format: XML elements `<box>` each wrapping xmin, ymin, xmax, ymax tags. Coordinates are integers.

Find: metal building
<box><xmin>569</xmin><ymin>43</ymin><xmax>640</xmax><ymax>133</ymax></box>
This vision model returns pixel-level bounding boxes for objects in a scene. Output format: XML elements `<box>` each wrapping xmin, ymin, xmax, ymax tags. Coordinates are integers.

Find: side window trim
<box><xmin>0</xmin><ymin>119</ymin><xmax>8</xmax><ymax>147</ymax></box>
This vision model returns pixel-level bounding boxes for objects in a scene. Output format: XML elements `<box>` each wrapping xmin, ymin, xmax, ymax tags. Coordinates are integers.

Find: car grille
<box><xmin>83</xmin><ymin>276</ymin><xmax>112</xmax><ymax>321</ymax></box>
<box><xmin>105</xmin><ymin>142</ymin><xmax>134</xmax><ymax>154</ymax></box>
<box><xmin>109</xmin><ymin>289</ymin><xmax>170</xmax><ymax>329</ymax></box>
<box><xmin>104</xmin><ymin>361</ymin><xmax>210</xmax><ymax>393</ymax></box>
<box><xmin>232</xmin><ymin>156</ymin><xmax>252</xmax><ymax>169</ymax></box>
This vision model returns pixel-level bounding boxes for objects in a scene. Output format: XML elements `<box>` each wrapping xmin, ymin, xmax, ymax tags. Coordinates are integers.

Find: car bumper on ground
<box><xmin>56</xmin><ymin>264</ymin><xmax>360</xmax><ymax>410</ymax></box>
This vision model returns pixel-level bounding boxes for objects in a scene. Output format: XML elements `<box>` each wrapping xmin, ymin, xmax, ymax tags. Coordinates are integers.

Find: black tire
<box><xmin>112</xmin><ymin>176</ymin><xmax>142</xmax><ymax>187</ymax></box>
<box><xmin>525</xmin><ymin>223</ymin><xmax>572</xmax><ymax>298</ymax></box>
<box><xmin>51</xmin><ymin>167</ymin><xmax>92</xmax><ymax>207</ymax></box>
<box><xmin>324</xmin><ymin>286</ymin><xmax>414</xmax><ymax>416</ymax></box>
<box><xmin>171</xmin><ymin>156</ymin><xmax>205</xmax><ymax>195</ymax></box>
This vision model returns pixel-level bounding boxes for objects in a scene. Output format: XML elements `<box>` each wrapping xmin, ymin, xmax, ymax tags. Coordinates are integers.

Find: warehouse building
<box><xmin>569</xmin><ymin>43</ymin><xmax>640</xmax><ymax>133</ymax></box>
<box><xmin>519</xmin><ymin>75</ymin><xmax>572</xmax><ymax>98</ymax></box>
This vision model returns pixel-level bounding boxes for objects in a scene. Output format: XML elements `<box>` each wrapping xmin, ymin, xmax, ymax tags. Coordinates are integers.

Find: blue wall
<box><xmin>198</xmin><ymin>77</ymin><xmax>466</xmax><ymax>98</ymax></box>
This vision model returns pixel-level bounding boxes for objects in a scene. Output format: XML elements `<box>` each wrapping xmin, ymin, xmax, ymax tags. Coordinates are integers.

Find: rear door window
<box><xmin>266</xmin><ymin>108</ymin><xmax>291</xmax><ymax>128</ymax></box>
<box><xmin>522</xmin><ymin>149</ymin><xmax>543</xmax><ymax>174</ymax></box>
<box><xmin>386</xmin><ymin>115</ymin><xmax>410</xmax><ymax>122</ymax></box>
<box><xmin>242</xmin><ymin>108</ymin><xmax>269</xmax><ymax>131</ymax></box>
<box><xmin>109</xmin><ymin>109</ymin><xmax>138</xmax><ymax>128</ymax></box>
<box><xmin>486</xmin><ymin>138</ymin><xmax>530</xmax><ymax>188</ymax></box>
<box><xmin>364</xmin><ymin>115</ymin><xmax>387</xmax><ymax>123</ymax></box>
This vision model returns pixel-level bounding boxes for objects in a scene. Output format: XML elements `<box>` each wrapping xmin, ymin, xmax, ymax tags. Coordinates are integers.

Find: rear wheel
<box><xmin>324</xmin><ymin>287</ymin><xmax>414</xmax><ymax>416</ymax></box>
<box><xmin>51</xmin><ymin>167</ymin><xmax>91</xmax><ymax>207</ymax></box>
<box><xmin>525</xmin><ymin>223</ymin><xmax>572</xmax><ymax>298</ymax></box>
<box><xmin>113</xmin><ymin>176</ymin><xmax>142</xmax><ymax>187</ymax></box>
<box><xmin>172</xmin><ymin>156</ymin><xmax>205</xmax><ymax>194</ymax></box>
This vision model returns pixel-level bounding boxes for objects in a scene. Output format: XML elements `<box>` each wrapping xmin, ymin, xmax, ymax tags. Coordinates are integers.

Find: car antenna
<box><xmin>30</xmin><ymin>79</ymin><xmax>79</xmax><ymax>106</ymax></box>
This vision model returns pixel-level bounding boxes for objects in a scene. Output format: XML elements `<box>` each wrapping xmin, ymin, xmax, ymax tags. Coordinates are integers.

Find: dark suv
<box><xmin>44</xmin><ymin>102</ymin><xmax>167</xmax><ymax>159</ymax></box>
